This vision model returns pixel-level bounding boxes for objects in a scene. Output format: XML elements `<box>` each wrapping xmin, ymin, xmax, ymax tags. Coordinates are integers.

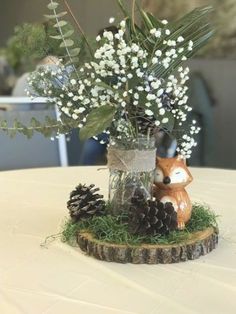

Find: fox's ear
<box><xmin>156</xmin><ymin>156</ymin><xmax>162</xmax><ymax>164</ymax></box>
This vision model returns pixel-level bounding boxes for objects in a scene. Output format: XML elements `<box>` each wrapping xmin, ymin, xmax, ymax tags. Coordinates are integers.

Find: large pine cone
<box><xmin>129</xmin><ymin>192</ymin><xmax>177</xmax><ymax>236</ymax></box>
<box><xmin>67</xmin><ymin>184</ymin><xmax>106</xmax><ymax>222</ymax></box>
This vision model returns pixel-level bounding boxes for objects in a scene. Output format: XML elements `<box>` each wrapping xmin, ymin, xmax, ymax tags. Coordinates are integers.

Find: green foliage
<box><xmin>6</xmin><ymin>23</ymin><xmax>47</xmax><ymax>71</ymax></box>
<box><xmin>44</xmin><ymin>0</ymin><xmax>81</xmax><ymax>67</ymax></box>
<box><xmin>0</xmin><ymin>1</ymin><xmax>214</xmax><ymax>139</ymax></box>
<box><xmin>61</xmin><ymin>203</ymin><xmax>219</xmax><ymax>246</ymax></box>
<box><xmin>61</xmin><ymin>220</ymin><xmax>81</xmax><ymax>246</ymax></box>
<box><xmin>4</xmin><ymin>22</ymin><xmax>79</xmax><ymax>73</ymax></box>
<box><xmin>2</xmin><ymin>2</ymin><xmax>88</xmax><ymax>72</ymax></box>
<box><xmin>187</xmin><ymin>203</ymin><xmax>219</xmax><ymax>232</ymax></box>
<box><xmin>79</xmin><ymin>105</ymin><xmax>117</xmax><ymax>140</ymax></box>
<box><xmin>136</xmin><ymin>5</ymin><xmax>214</xmax><ymax>78</ymax></box>
<box><xmin>48</xmin><ymin>1</ymin><xmax>59</xmax><ymax>10</ymax></box>
<box><xmin>0</xmin><ymin>115</ymin><xmax>79</xmax><ymax>138</ymax></box>
<box><xmin>116</xmin><ymin>1</ymin><xmax>214</xmax><ymax>78</ymax></box>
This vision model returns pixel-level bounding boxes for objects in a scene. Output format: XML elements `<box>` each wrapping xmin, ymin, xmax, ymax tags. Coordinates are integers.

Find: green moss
<box><xmin>61</xmin><ymin>203</ymin><xmax>219</xmax><ymax>246</ymax></box>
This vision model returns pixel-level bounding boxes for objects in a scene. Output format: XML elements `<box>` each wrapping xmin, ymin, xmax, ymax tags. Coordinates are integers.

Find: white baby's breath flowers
<box><xmin>188</xmin><ymin>40</ymin><xmax>194</xmax><ymax>51</ymax></box>
<box><xmin>109</xmin><ymin>17</ymin><xmax>115</xmax><ymax>24</ymax></box>
<box><xmin>162</xmin><ymin>117</ymin><xmax>169</xmax><ymax>124</ymax></box>
<box><xmin>155</xmin><ymin>30</ymin><xmax>162</xmax><ymax>38</ymax></box>
<box><xmin>150</xmin><ymin>28</ymin><xmax>156</xmax><ymax>35</ymax></box>
<box><xmin>145</xmin><ymin>109</ymin><xmax>154</xmax><ymax>116</ymax></box>
<box><xmin>159</xmin><ymin>108</ymin><xmax>165</xmax><ymax>116</ymax></box>
<box><xmin>70</xmin><ymin>79</ymin><xmax>76</xmax><ymax>85</ymax></box>
<box><xmin>161</xmin><ymin>19</ymin><xmax>168</xmax><ymax>25</ymax></box>
<box><xmin>28</xmin><ymin>17</ymin><xmax>198</xmax><ymax>157</ymax></box>
<box><xmin>152</xmin><ymin>57</ymin><xmax>158</xmax><ymax>64</ymax></box>
<box><xmin>177</xmin><ymin>36</ymin><xmax>184</xmax><ymax>43</ymax></box>
<box><xmin>155</xmin><ymin>50</ymin><xmax>162</xmax><ymax>57</ymax></box>
<box><xmin>72</xmin><ymin>113</ymin><xmax>78</xmax><ymax>120</ymax></box>
<box><xmin>120</xmin><ymin>20</ymin><xmax>126</xmax><ymax>29</ymax></box>
<box><xmin>165</xmin><ymin>29</ymin><xmax>171</xmax><ymax>36</ymax></box>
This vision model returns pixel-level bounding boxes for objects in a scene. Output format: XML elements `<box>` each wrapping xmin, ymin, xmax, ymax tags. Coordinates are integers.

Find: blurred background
<box><xmin>0</xmin><ymin>0</ymin><xmax>235</xmax><ymax>170</ymax></box>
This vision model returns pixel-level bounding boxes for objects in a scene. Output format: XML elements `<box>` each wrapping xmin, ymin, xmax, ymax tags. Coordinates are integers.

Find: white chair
<box><xmin>0</xmin><ymin>97</ymin><xmax>68</xmax><ymax>170</ymax></box>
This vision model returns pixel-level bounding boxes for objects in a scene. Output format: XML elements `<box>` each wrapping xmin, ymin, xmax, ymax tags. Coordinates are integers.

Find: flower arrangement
<box><xmin>0</xmin><ymin>0</ymin><xmax>213</xmax><ymax>160</ymax></box>
<box><xmin>14</xmin><ymin>0</ymin><xmax>218</xmax><ymax>264</ymax></box>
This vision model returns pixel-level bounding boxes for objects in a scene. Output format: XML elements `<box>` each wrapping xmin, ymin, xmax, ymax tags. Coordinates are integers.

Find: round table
<box><xmin>0</xmin><ymin>166</ymin><xmax>236</xmax><ymax>314</ymax></box>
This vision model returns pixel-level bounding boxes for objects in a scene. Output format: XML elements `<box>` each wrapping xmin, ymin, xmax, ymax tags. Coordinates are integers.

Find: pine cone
<box><xmin>161</xmin><ymin>91</ymin><xmax>175</xmax><ymax>112</ymax></box>
<box><xmin>67</xmin><ymin>184</ymin><xmax>105</xmax><ymax>222</ymax></box>
<box><xmin>134</xmin><ymin>92</ymin><xmax>175</xmax><ymax>135</ymax></box>
<box><xmin>136</xmin><ymin>106</ymin><xmax>156</xmax><ymax>135</ymax></box>
<box><xmin>129</xmin><ymin>193</ymin><xmax>177</xmax><ymax>236</ymax></box>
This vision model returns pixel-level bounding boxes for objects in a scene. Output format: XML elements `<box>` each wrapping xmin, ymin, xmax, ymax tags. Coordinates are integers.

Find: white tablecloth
<box><xmin>0</xmin><ymin>166</ymin><xmax>236</xmax><ymax>314</ymax></box>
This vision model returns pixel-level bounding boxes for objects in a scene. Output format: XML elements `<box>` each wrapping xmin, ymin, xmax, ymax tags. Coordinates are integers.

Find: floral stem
<box><xmin>63</xmin><ymin>0</ymin><xmax>94</xmax><ymax>57</ymax></box>
<box><xmin>132</xmin><ymin>0</ymin><xmax>136</xmax><ymax>32</ymax></box>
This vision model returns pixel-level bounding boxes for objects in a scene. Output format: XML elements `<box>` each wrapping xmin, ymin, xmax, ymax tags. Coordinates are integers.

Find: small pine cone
<box><xmin>134</xmin><ymin>92</ymin><xmax>175</xmax><ymax>135</ymax></box>
<box><xmin>136</xmin><ymin>107</ymin><xmax>156</xmax><ymax>135</ymax></box>
<box><xmin>128</xmin><ymin>104</ymin><xmax>156</xmax><ymax>135</ymax></box>
<box><xmin>67</xmin><ymin>184</ymin><xmax>105</xmax><ymax>222</ymax></box>
<box><xmin>129</xmin><ymin>194</ymin><xmax>177</xmax><ymax>236</ymax></box>
<box><xmin>161</xmin><ymin>91</ymin><xmax>175</xmax><ymax>112</ymax></box>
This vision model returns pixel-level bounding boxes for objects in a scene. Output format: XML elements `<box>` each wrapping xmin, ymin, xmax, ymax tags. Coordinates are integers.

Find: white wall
<box><xmin>189</xmin><ymin>59</ymin><xmax>236</xmax><ymax>169</ymax></box>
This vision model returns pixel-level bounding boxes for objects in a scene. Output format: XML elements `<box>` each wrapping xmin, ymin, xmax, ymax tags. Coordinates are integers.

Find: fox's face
<box><xmin>154</xmin><ymin>155</ymin><xmax>193</xmax><ymax>190</ymax></box>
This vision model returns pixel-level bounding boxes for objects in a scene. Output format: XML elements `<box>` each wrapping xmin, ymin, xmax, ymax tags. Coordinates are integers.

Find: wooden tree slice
<box><xmin>77</xmin><ymin>227</ymin><xmax>218</xmax><ymax>264</ymax></box>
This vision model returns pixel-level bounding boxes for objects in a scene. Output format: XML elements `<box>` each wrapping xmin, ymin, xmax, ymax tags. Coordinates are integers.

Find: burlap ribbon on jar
<box><xmin>107</xmin><ymin>148</ymin><xmax>156</xmax><ymax>172</ymax></box>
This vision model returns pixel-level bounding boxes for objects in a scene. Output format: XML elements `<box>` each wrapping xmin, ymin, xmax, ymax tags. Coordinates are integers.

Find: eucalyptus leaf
<box><xmin>50</xmin><ymin>30</ymin><xmax>74</xmax><ymax>40</ymax></box>
<box><xmin>22</xmin><ymin>127</ymin><xmax>34</xmax><ymax>139</ymax></box>
<box><xmin>9</xmin><ymin>129</ymin><xmax>17</xmax><ymax>138</ymax></box>
<box><xmin>0</xmin><ymin>114</ymin><xmax>79</xmax><ymax>139</ymax></box>
<box><xmin>50</xmin><ymin>34</ymin><xmax>63</xmax><ymax>40</ymax></box>
<box><xmin>71</xmin><ymin>57</ymin><xmax>80</xmax><ymax>63</ymax></box>
<box><xmin>70</xmin><ymin>48</ymin><xmax>81</xmax><ymax>57</ymax></box>
<box><xmin>66</xmin><ymin>56</ymin><xmax>80</xmax><ymax>65</ymax></box>
<box><xmin>30</xmin><ymin>117</ymin><xmax>41</xmax><ymax>128</ymax></box>
<box><xmin>44</xmin><ymin>12</ymin><xmax>67</xmax><ymax>19</ymax></box>
<box><xmin>54</xmin><ymin>20</ymin><xmax>68</xmax><ymax>28</ymax></box>
<box><xmin>60</xmin><ymin>39</ymin><xmax>74</xmax><ymax>48</ymax></box>
<box><xmin>80</xmin><ymin>105</ymin><xmax>117</xmax><ymax>140</ymax></box>
<box><xmin>63</xmin><ymin>29</ymin><xmax>74</xmax><ymax>38</ymax></box>
<box><xmin>47</xmin><ymin>2</ymin><xmax>59</xmax><ymax>10</ymax></box>
<box><xmin>0</xmin><ymin>119</ymin><xmax>7</xmax><ymax>129</ymax></box>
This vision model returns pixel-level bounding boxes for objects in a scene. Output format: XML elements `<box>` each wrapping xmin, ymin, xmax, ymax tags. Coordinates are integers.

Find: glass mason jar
<box><xmin>107</xmin><ymin>136</ymin><xmax>156</xmax><ymax>215</ymax></box>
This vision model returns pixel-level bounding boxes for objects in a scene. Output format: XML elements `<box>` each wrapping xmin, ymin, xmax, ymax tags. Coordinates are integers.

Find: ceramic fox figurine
<box><xmin>153</xmin><ymin>155</ymin><xmax>193</xmax><ymax>230</ymax></box>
